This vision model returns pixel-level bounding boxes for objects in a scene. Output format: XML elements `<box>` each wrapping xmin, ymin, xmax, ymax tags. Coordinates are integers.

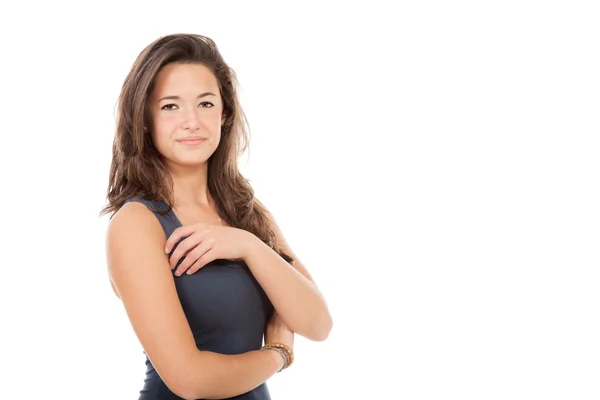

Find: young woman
<box><xmin>101</xmin><ymin>33</ymin><xmax>333</xmax><ymax>399</ymax></box>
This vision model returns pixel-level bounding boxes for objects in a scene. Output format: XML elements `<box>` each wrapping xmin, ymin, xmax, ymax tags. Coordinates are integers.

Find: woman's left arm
<box><xmin>243</xmin><ymin>212</ymin><xmax>333</xmax><ymax>342</ymax></box>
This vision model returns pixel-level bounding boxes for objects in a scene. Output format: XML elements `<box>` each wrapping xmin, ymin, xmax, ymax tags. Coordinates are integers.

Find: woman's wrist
<box><xmin>263</xmin><ymin>347</ymin><xmax>286</xmax><ymax>372</ymax></box>
<box><xmin>261</xmin><ymin>342</ymin><xmax>294</xmax><ymax>372</ymax></box>
<box><xmin>241</xmin><ymin>230</ymin><xmax>265</xmax><ymax>261</ymax></box>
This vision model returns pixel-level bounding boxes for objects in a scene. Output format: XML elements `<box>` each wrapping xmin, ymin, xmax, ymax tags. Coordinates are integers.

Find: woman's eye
<box><xmin>199</xmin><ymin>102</ymin><xmax>214</xmax><ymax>108</ymax></box>
<box><xmin>161</xmin><ymin>104</ymin><xmax>178</xmax><ymax>111</ymax></box>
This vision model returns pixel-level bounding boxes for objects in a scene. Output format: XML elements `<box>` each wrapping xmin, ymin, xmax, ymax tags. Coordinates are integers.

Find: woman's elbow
<box><xmin>164</xmin><ymin>379</ymin><xmax>198</xmax><ymax>400</ymax></box>
<box><xmin>163</xmin><ymin>369</ymin><xmax>208</xmax><ymax>400</ymax></box>
<box><xmin>319</xmin><ymin>318</ymin><xmax>334</xmax><ymax>341</ymax></box>
<box><xmin>306</xmin><ymin>313</ymin><xmax>333</xmax><ymax>342</ymax></box>
<box><xmin>168</xmin><ymin>381</ymin><xmax>207</xmax><ymax>400</ymax></box>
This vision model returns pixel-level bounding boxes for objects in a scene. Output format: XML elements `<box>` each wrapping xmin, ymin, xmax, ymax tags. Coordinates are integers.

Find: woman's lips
<box><xmin>178</xmin><ymin>137</ymin><xmax>206</xmax><ymax>146</ymax></box>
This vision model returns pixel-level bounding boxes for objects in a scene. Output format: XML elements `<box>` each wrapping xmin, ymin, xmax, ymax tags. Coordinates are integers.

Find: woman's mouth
<box><xmin>177</xmin><ymin>137</ymin><xmax>206</xmax><ymax>146</ymax></box>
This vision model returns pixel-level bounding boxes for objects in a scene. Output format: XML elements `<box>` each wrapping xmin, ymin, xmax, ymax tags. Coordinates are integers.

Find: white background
<box><xmin>0</xmin><ymin>1</ymin><xmax>598</xmax><ymax>399</ymax></box>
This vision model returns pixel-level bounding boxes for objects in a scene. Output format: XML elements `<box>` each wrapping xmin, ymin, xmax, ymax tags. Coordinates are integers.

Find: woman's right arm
<box><xmin>106</xmin><ymin>202</ymin><xmax>283</xmax><ymax>400</ymax></box>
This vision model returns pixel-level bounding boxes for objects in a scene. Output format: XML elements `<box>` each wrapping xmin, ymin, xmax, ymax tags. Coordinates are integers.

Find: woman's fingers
<box><xmin>186</xmin><ymin>247</ymin><xmax>218</xmax><ymax>275</ymax></box>
<box><xmin>165</xmin><ymin>225</ymin><xmax>197</xmax><ymax>254</ymax></box>
<box><xmin>168</xmin><ymin>232</ymin><xmax>203</xmax><ymax>269</ymax></box>
<box><xmin>174</xmin><ymin>237</ymin><xmax>215</xmax><ymax>276</ymax></box>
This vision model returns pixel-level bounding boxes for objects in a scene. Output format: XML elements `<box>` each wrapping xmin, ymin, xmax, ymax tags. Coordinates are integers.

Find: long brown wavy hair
<box><xmin>100</xmin><ymin>33</ymin><xmax>292</xmax><ymax>262</ymax></box>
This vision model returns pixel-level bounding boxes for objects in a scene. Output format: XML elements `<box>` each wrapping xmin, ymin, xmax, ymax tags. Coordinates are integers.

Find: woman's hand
<box><xmin>165</xmin><ymin>224</ymin><xmax>257</xmax><ymax>276</ymax></box>
<box><xmin>264</xmin><ymin>311</ymin><xmax>294</xmax><ymax>351</ymax></box>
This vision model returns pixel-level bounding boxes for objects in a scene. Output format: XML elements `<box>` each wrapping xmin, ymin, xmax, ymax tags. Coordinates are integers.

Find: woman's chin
<box><xmin>167</xmin><ymin>157</ymin><xmax>210</xmax><ymax>170</ymax></box>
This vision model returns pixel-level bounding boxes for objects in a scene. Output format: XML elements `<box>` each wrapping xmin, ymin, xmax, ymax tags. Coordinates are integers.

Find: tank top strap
<box><xmin>124</xmin><ymin>197</ymin><xmax>181</xmax><ymax>238</ymax></box>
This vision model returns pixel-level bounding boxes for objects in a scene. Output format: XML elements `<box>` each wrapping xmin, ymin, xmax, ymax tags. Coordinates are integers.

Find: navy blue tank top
<box><xmin>124</xmin><ymin>198</ymin><xmax>274</xmax><ymax>400</ymax></box>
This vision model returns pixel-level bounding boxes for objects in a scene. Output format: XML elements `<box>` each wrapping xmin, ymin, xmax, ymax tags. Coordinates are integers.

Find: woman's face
<box><xmin>149</xmin><ymin>62</ymin><xmax>224</xmax><ymax>169</ymax></box>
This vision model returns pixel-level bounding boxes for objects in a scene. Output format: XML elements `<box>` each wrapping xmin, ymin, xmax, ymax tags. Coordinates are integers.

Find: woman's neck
<box><xmin>169</xmin><ymin>164</ymin><xmax>211</xmax><ymax>207</ymax></box>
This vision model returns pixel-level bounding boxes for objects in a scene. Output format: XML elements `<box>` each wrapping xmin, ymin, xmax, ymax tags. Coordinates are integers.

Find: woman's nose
<box><xmin>182</xmin><ymin>108</ymin><xmax>201</xmax><ymax>131</ymax></box>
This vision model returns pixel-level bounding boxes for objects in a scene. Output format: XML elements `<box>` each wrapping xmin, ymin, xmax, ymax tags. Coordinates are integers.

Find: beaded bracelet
<box><xmin>271</xmin><ymin>347</ymin><xmax>288</xmax><ymax>372</ymax></box>
<box><xmin>262</xmin><ymin>344</ymin><xmax>292</xmax><ymax>372</ymax></box>
<box><xmin>261</xmin><ymin>342</ymin><xmax>294</xmax><ymax>372</ymax></box>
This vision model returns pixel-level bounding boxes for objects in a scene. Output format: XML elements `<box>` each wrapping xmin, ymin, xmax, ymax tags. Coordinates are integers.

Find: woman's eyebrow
<box><xmin>156</xmin><ymin>92</ymin><xmax>217</xmax><ymax>103</ymax></box>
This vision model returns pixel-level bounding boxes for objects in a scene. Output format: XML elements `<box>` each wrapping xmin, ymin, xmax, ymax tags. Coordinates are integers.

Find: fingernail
<box><xmin>186</xmin><ymin>270</ymin><xmax>192</xmax><ymax>275</ymax></box>
<box><xmin>165</xmin><ymin>247</ymin><xmax>169</xmax><ymax>253</ymax></box>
